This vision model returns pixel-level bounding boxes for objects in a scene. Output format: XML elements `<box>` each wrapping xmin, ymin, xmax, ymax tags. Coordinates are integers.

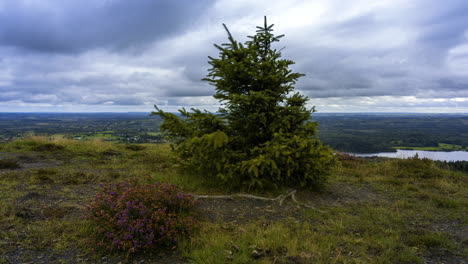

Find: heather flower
<box><xmin>85</xmin><ymin>179</ymin><xmax>197</xmax><ymax>254</ymax></box>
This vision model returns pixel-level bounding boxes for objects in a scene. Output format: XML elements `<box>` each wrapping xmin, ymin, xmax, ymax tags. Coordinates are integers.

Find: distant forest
<box><xmin>314</xmin><ymin>113</ymin><xmax>468</xmax><ymax>153</ymax></box>
<box><xmin>0</xmin><ymin>113</ymin><xmax>163</xmax><ymax>143</ymax></box>
<box><xmin>0</xmin><ymin>113</ymin><xmax>467</xmax><ymax>154</ymax></box>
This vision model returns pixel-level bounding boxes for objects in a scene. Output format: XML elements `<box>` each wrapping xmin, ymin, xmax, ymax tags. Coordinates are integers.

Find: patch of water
<box><xmin>352</xmin><ymin>149</ymin><xmax>468</xmax><ymax>162</ymax></box>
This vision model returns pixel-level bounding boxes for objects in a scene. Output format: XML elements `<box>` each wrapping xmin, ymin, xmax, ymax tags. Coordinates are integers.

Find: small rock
<box><xmin>251</xmin><ymin>249</ymin><xmax>263</xmax><ymax>259</ymax></box>
<box><xmin>231</xmin><ymin>244</ymin><xmax>240</xmax><ymax>252</ymax></box>
<box><xmin>224</xmin><ymin>249</ymin><xmax>234</xmax><ymax>260</ymax></box>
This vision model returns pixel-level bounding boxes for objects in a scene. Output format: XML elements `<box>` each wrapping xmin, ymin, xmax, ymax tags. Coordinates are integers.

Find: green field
<box><xmin>395</xmin><ymin>143</ymin><xmax>468</xmax><ymax>151</ymax></box>
<box><xmin>1</xmin><ymin>113</ymin><xmax>467</xmax><ymax>153</ymax></box>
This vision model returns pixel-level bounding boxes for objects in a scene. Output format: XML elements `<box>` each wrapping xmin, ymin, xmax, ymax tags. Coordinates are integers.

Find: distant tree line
<box><xmin>435</xmin><ymin>160</ymin><xmax>468</xmax><ymax>174</ymax></box>
<box><xmin>314</xmin><ymin>114</ymin><xmax>468</xmax><ymax>153</ymax></box>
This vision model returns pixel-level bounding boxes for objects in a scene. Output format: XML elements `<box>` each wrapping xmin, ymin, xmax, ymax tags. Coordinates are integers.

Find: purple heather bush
<box><xmin>85</xmin><ymin>180</ymin><xmax>197</xmax><ymax>253</ymax></box>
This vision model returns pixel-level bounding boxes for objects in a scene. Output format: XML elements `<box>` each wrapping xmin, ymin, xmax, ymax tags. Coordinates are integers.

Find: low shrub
<box><xmin>85</xmin><ymin>180</ymin><xmax>197</xmax><ymax>254</ymax></box>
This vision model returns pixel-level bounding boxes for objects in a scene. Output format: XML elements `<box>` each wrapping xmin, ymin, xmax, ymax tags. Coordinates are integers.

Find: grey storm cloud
<box><xmin>284</xmin><ymin>0</ymin><xmax>468</xmax><ymax>101</ymax></box>
<box><xmin>415</xmin><ymin>2</ymin><xmax>468</xmax><ymax>50</ymax></box>
<box><xmin>0</xmin><ymin>0</ymin><xmax>212</xmax><ymax>53</ymax></box>
<box><xmin>0</xmin><ymin>0</ymin><xmax>467</xmax><ymax>112</ymax></box>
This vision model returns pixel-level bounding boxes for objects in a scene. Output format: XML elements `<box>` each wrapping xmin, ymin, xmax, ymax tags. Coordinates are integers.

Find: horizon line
<box><xmin>1</xmin><ymin>111</ymin><xmax>467</xmax><ymax>115</ymax></box>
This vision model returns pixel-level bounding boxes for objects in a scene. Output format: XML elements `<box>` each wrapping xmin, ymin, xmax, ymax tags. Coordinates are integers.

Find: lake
<box><xmin>352</xmin><ymin>149</ymin><xmax>468</xmax><ymax>162</ymax></box>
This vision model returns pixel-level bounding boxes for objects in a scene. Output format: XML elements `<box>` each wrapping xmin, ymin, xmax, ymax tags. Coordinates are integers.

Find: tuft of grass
<box><xmin>29</xmin><ymin>168</ymin><xmax>57</xmax><ymax>184</ymax></box>
<box><xmin>100</xmin><ymin>149</ymin><xmax>122</xmax><ymax>157</ymax></box>
<box><xmin>42</xmin><ymin>205</ymin><xmax>77</xmax><ymax>219</ymax></box>
<box><xmin>32</xmin><ymin>143</ymin><xmax>65</xmax><ymax>152</ymax></box>
<box><xmin>431</xmin><ymin>196</ymin><xmax>460</xmax><ymax>208</ymax></box>
<box><xmin>21</xmin><ymin>219</ymin><xmax>92</xmax><ymax>251</ymax></box>
<box><xmin>5</xmin><ymin>137</ymin><xmax>66</xmax><ymax>153</ymax></box>
<box><xmin>405</xmin><ymin>231</ymin><xmax>456</xmax><ymax>250</ymax></box>
<box><xmin>125</xmin><ymin>144</ymin><xmax>146</xmax><ymax>151</ymax></box>
<box><xmin>181</xmin><ymin>216</ymin><xmax>422</xmax><ymax>264</ymax></box>
<box><xmin>0</xmin><ymin>159</ymin><xmax>20</xmax><ymax>169</ymax></box>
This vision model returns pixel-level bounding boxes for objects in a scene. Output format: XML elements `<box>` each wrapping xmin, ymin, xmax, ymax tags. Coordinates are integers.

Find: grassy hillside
<box><xmin>0</xmin><ymin>138</ymin><xmax>466</xmax><ymax>263</ymax></box>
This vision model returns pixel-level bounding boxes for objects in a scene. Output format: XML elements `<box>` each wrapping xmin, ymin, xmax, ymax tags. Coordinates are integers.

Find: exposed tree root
<box><xmin>194</xmin><ymin>189</ymin><xmax>323</xmax><ymax>211</ymax></box>
<box><xmin>290</xmin><ymin>192</ymin><xmax>325</xmax><ymax>213</ymax></box>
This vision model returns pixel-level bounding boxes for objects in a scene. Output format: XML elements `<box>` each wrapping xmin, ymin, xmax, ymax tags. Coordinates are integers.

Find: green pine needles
<box><xmin>152</xmin><ymin>17</ymin><xmax>335</xmax><ymax>189</ymax></box>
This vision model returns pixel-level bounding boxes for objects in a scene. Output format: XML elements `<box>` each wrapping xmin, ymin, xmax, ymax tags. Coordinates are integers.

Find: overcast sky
<box><xmin>1</xmin><ymin>0</ymin><xmax>468</xmax><ymax>113</ymax></box>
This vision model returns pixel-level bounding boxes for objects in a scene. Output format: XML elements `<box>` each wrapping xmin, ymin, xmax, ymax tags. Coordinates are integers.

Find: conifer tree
<box><xmin>152</xmin><ymin>17</ymin><xmax>335</xmax><ymax>189</ymax></box>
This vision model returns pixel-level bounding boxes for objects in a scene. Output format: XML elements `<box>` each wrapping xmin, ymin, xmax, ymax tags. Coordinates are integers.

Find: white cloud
<box><xmin>0</xmin><ymin>0</ymin><xmax>467</xmax><ymax>112</ymax></box>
